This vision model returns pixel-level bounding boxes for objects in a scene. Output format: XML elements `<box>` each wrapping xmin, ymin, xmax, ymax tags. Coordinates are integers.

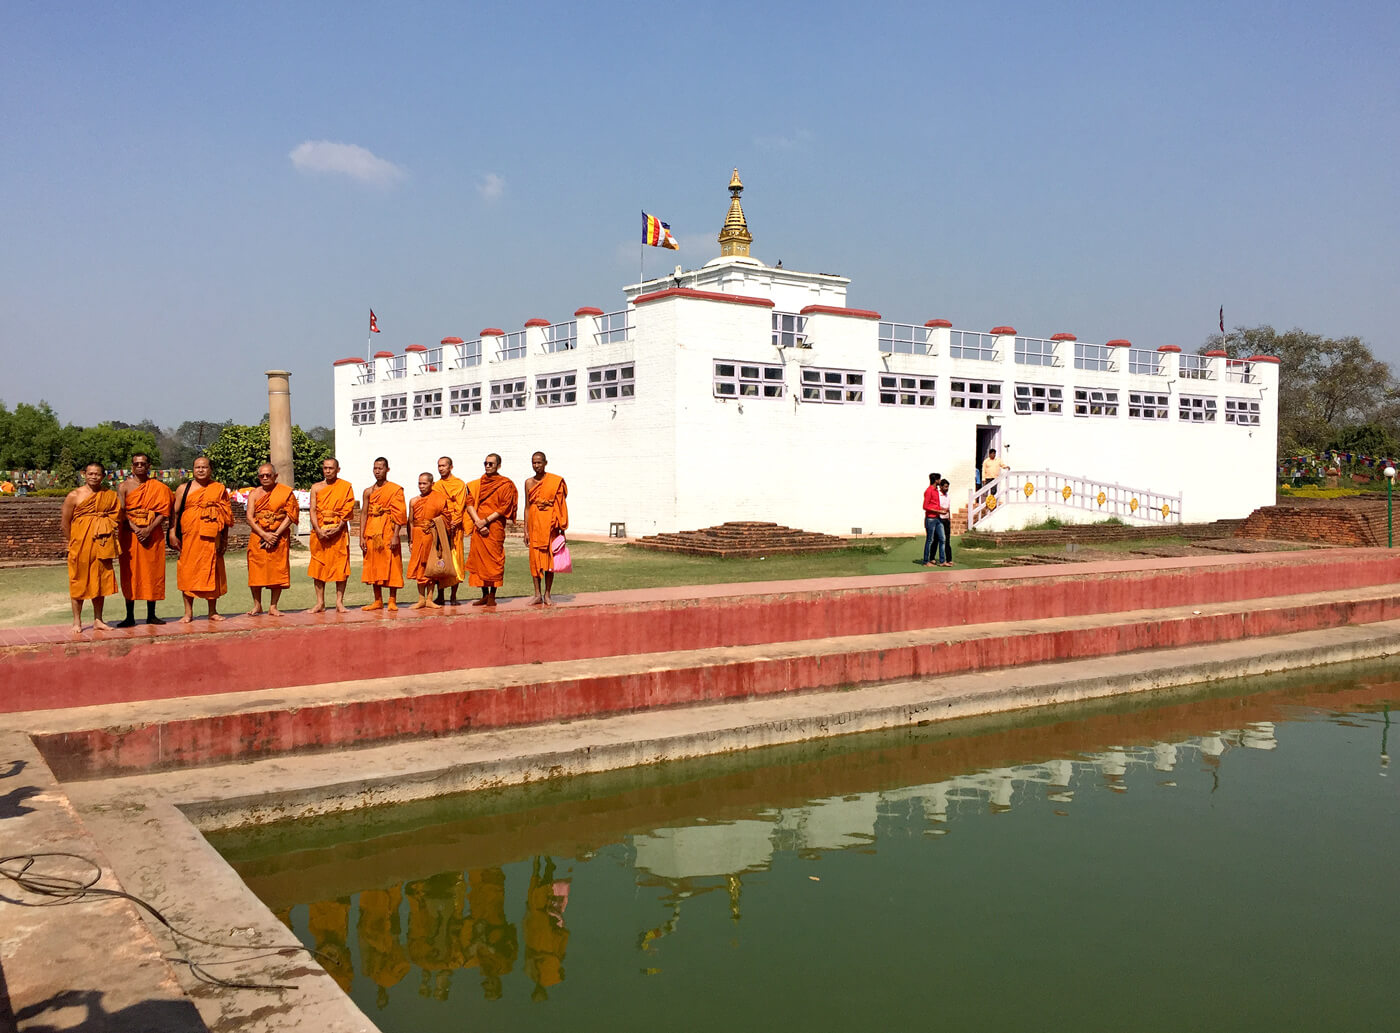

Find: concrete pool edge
<box><xmin>16</xmin><ymin>620</ymin><xmax>1399</xmax><ymax>1033</ymax></box>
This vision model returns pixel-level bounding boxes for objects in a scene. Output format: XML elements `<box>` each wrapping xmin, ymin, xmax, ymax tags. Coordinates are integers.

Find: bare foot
<box><xmin>310</xmin><ymin>604</ymin><xmax>326</xmax><ymax>614</ymax></box>
<box><xmin>71</xmin><ymin>623</ymin><xmax>84</xmax><ymax>635</ymax></box>
<box><xmin>93</xmin><ymin>619</ymin><xmax>112</xmax><ymax>631</ymax></box>
<box><xmin>530</xmin><ymin>596</ymin><xmax>545</xmax><ymax>606</ymax></box>
<box><xmin>362</xmin><ymin>601</ymin><xmax>383</xmax><ymax>611</ymax></box>
<box><xmin>386</xmin><ymin>600</ymin><xmax>398</xmax><ymax>611</ymax></box>
<box><xmin>245</xmin><ymin>609</ymin><xmax>265</xmax><ymax>617</ymax></box>
<box><xmin>208</xmin><ymin>613</ymin><xmax>225</xmax><ymax>622</ymax></box>
<box><xmin>179</xmin><ymin>615</ymin><xmax>194</xmax><ymax>624</ymax></box>
<box><xmin>542</xmin><ymin>597</ymin><xmax>553</xmax><ymax>607</ymax></box>
<box><xmin>268</xmin><ymin>606</ymin><xmax>282</xmax><ymax>617</ymax></box>
<box><xmin>426</xmin><ymin>598</ymin><xmax>441</xmax><ymax>609</ymax></box>
<box><xmin>334</xmin><ymin>603</ymin><xmax>349</xmax><ymax>613</ymax></box>
<box><xmin>411</xmin><ymin>600</ymin><xmax>427</xmax><ymax>610</ymax></box>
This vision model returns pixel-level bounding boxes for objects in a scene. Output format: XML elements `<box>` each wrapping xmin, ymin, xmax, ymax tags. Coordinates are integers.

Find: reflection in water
<box><xmin>249</xmin><ymin>673</ymin><xmax>1398</xmax><ymax>1032</ymax></box>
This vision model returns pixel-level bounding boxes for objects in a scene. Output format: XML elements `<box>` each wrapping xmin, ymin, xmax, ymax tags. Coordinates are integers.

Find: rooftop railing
<box><xmin>453</xmin><ymin>340</ymin><xmax>483</xmax><ymax>368</ymax></box>
<box><xmin>419</xmin><ymin>347</ymin><xmax>442</xmax><ymax>373</ymax></box>
<box><xmin>949</xmin><ymin>330</ymin><xmax>998</xmax><ymax>361</ymax></box>
<box><xmin>879</xmin><ymin>321</ymin><xmax>934</xmax><ymax>355</ymax></box>
<box><xmin>595</xmin><ymin>309</ymin><xmax>633</xmax><ymax>345</ymax></box>
<box><xmin>543</xmin><ymin>319</ymin><xmax>578</xmax><ymax>353</ymax></box>
<box><xmin>1128</xmin><ymin>348</ymin><xmax>1162</xmax><ymax>376</ymax></box>
<box><xmin>355</xmin><ymin>365</ymin><xmax>375</xmax><ymax>385</ymax></box>
<box><xmin>1179</xmin><ymin>354</ymin><xmax>1216</xmax><ymax>380</ymax></box>
<box><xmin>1073</xmin><ymin>342</ymin><xmax>1116</xmax><ymax>372</ymax></box>
<box><xmin>1225</xmin><ymin>358</ymin><xmax>1258</xmax><ymax>384</ymax></box>
<box><xmin>497</xmin><ymin>330</ymin><xmax>527</xmax><ymax>361</ymax></box>
<box><xmin>385</xmin><ymin>355</ymin><xmax>407</xmax><ymax>380</ymax></box>
<box><xmin>1014</xmin><ymin>336</ymin><xmax>1059</xmax><ymax>367</ymax></box>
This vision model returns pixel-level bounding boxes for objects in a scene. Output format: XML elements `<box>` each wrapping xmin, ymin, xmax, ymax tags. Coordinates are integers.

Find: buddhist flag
<box><xmin>642</xmin><ymin>212</ymin><xmax>679</xmax><ymax>250</ymax></box>
<box><xmin>370</xmin><ymin>310</ymin><xmax>381</xmax><ymax>333</ymax></box>
<box><xmin>1219</xmin><ymin>306</ymin><xmax>1224</xmax><ymax>333</ymax></box>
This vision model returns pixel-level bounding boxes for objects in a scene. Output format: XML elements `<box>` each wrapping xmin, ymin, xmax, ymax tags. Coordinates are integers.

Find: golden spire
<box><xmin>718</xmin><ymin>167</ymin><xmax>752</xmax><ymax>258</ymax></box>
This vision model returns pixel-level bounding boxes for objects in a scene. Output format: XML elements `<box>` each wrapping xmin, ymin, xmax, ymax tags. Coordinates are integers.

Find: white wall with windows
<box><xmin>333</xmin><ymin>262</ymin><xmax>1278</xmax><ymax>536</ymax></box>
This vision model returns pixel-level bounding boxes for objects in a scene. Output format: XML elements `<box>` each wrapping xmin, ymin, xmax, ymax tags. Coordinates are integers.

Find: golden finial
<box><xmin>718</xmin><ymin>167</ymin><xmax>752</xmax><ymax>258</ymax></box>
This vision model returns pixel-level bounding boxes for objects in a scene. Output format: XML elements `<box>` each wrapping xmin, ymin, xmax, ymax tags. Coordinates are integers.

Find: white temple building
<box><xmin>332</xmin><ymin>170</ymin><xmax>1278</xmax><ymax>536</ymax></box>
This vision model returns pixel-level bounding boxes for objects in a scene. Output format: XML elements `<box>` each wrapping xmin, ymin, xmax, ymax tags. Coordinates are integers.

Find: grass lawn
<box><xmin>0</xmin><ymin>534</ymin><xmax>1189</xmax><ymax>628</ymax></box>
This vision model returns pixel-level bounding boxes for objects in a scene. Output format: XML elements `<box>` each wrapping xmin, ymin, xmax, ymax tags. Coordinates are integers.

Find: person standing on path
<box><xmin>939</xmin><ymin>477</ymin><xmax>954</xmax><ymax>566</ymax></box>
<box><xmin>116</xmin><ymin>452</ymin><xmax>172</xmax><ymax>626</ymax></box>
<box><xmin>63</xmin><ymin>462</ymin><xmax>121</xmax><ymax>632</ymax></box>
<box><xmin>244</xmin><ymin>463</ymin><xmax>298</xmax><ymax>616</ymax></box>
<box><xmin>465</xmin><ymin>453</ymin><xmax>518</xmax><ymax>608</ymax></box>
<box><xmin>169</xmin><ymin>456</ymin><xmax>233</xmax><ymax>624</ymax></box>
<box><xmin>522</xmin><ymin>451</ymin><xmax>568</xmax><ymax>606</ymax></box>
<box><xmin>920</xmin><ymin>473</ymin><xmax>945</xmax><ymax>567</ymax></box>
<box><xmin>308</xmin><ymin>457</ymin><xmax>355</xmax><ymax>613</ymax></box>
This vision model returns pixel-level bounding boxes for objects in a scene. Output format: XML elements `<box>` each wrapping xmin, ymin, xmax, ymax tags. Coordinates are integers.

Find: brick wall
<box><xmin>1</xmin><ymin>497</ymin><xmax>252</xmax><ymax>562</ymax></box>
<box><xmin>1238</xmin><ymin>499</ymin><xmax>1390</xmax><ymax>548</ymax></box>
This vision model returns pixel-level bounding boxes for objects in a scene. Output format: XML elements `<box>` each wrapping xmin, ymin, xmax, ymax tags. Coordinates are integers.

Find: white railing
<box><xmin>1179</xmin><ymin>354</ymin><xmax>1215</xmax><ymax>380</ymax></box>
<box><xmin>1128</xmin><ymin>348</ymin><xmax>1162</xmax><ymax>375</ymax></box>
<box><xmin>543</xmin><ymin>320</ymin><xmax>577</xmax><ymax>352</ymax></box>
<box><xmin>879</xmin><ymin>321</ymin><xmax>934</xmax><ymax>355</ymax></box>
<box><xmin>596</xmin><ymin>309</ymin><xmax>633</xmax><ymax>345</ymax></box>
<box><xmin>1073</xmin><ymin>342</ymin><xmax>1116</xmax><ymax>372</ymax></box>
<box><xmin>497</xmin><ymin>330</ymin><xmax>527</xmax><ymax>361</ymax></box>
<box><xmin>1226</xmin><ymin>358</ymin><xmax>1257</xmax><ymax>384</ymax></box>
<box><xmin>949</xmin><ymin>330</ymin><xmax>998</xmax><ymax>361</ymax></box>
<box><xmin>1014</xmin><ymin>336</ymin><xmax>1059</xmax><ymax>367</ymax></box>
<box><xmin>355</xmin><ymin>364</ymin><xmax>375</xmax><ymax>385</ymax></box>
<box><xmin>385</xmin><ymin>355</ymin><xmax>407</xmax><ymax>380</ymax></box>
<box><xmin>453</xmin><ymin>340</ymin><xmax>483</xmax><ymax>368</ymax></box>
<box><xmin>418</xmin><ymin>348</ymin><xmax>442</xmax><ymax>373</ymax></box>
<box><xmin>968</xmin><ymin>470</ymin><xmax>1182</xmax><ymax>530</ymax></box>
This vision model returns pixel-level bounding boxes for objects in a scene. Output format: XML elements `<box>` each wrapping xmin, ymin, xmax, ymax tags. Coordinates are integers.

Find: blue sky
<box><xmin>4</xmin><ymin>1</ymin><xmax>1398</xmax><ymax>429</ymax></box>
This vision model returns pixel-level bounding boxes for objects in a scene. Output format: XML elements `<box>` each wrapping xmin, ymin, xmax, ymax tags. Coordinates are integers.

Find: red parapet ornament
<box><xmin>990</xmin><ymin>325</ymin><xmax>1017</xmax><ymax>335</ymax></box>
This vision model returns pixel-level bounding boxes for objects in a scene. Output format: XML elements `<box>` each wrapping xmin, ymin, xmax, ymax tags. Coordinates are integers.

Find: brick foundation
<box><xmin>1238</xmin><ymin>499</ymin><xmax>1391</xmax><ymax>547</ymax></box>
<box><xmin>0</xmin><ymin>496</ymin><xmax>251</xmax><ymax>562</ymax></box>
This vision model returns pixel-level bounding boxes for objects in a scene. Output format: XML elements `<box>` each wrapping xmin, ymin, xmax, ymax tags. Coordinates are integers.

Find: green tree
<box><xmin>1206</xmin><ymin>325</ymin><xmax>1396</xmax><ymax>456</ymax></box>
<box><xmin>52</xmin><ymin>445</ymin><xmax>76</xmax><ymax>489</ymax></box>
<box><xmin>0</xmin><ymin>401</ymin><xmax>65</xmax><ymax>468</ymax></box>
<box><xmin>304</xmin><ymin>425</ymin><xmax>335</xmax><ymax>450</ymax></box>
<box><xmin>166</xmin><ymin>419</ymin><xmax>234</xmax><ymax>469</ymax></box>
<box><xmin>203</xmin><ymin>423</ymin><xmax>333</xmax><ymax>489</ymax></box>
<box><xmin>68</xmin><ymin>423</ymin><xmax>162</xmax><ymax>469</ymax></box>
<box><xmin>1324</xmin><ymin>423</ymin><xmax>1400</xmax><ymax>461</ymax></box>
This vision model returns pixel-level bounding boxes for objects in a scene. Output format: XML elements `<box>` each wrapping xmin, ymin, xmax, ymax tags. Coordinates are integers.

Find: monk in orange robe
<box><xmin>431</xmin><ymin>455</ymin><xmax>468</xmax><ymax>605</ymax></box>
<box><xmin>522</xmin><ymin>451</ymin><xmax>568</xmax><ymax>607</ymax></box>
<box><xmin>359</xmin><ymin>456</ymin><xmax>406</xmax><ymax>611</ymax></box>
<box><xmin>116</xmin><ymin>451</ymin><xmax>173</xmax><ymax>627</ymax></box>
<box><xmin>465</xmin><ymin>453</ymin><xmax>518</xmax><ymax>608</ymax></box>
<box><xmin>63</xmin><ymin>462</ymin><xmax>122</xmax><ymax>632</ymax></box>
<box><xmin>168</xmin><ymin>456</ymin><xmax>233</xmax><ymax>624</ymax></box>
<box><xmin>523</xmin><ymin>856</ymin><xmax>570</xmax><ymax>1001</ymax></box>
<box><xmin>245</xmin><ymin>463</ymin><xmax>299</xmax><ymax>616</ymax></box>
<box><xmin>309</xmin><ymin>457</ymin><xmax>355</xmax><ymax>613</ymax></box>
<box><xmin>356</xmin><ymin>886</ymin><xmax>412</xmax><ymax>1010</ymax></box>
<box><xmin>408</xmin><ymin>473</ymin><xmax>455</xmax><ymax>609</ymax></box>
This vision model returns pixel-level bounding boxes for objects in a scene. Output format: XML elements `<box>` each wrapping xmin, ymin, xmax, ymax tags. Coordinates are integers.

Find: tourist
<box><xmin>62</xmin><ymin>461</ymin><xmax>121</xmax><ymax>632</ymax></box>
<box><xmin>523</xmin><ymin>451</ymin><xmax>568</xmax><ymax>607</ymax></box>
<box><xmin>465</xmin><ymin>453</ymin><xmax>518</xmax><ymax>607</ymax></box>
<box><xmin>939</xmin><ymin>478</ymin><xmax>954</xmax><ymax>566</ymax></box>
<box><xmin>168</xmin><ymin>456</ymin><xmax>233</xmax><ymax>624</ymax></box>
<box><xmin>116</xmin><ymin>452</ymin><xmax>173</xmax><ymax>626</ymax></box>
<box><xmin>407</xmin><ymin>472</ymin><xmax>452</xmax><ymax>609</ymax></box>
<box><xmin>244</xmin><ymin>462</ymin><xmax>298</xmax><ymax>617</ymax></box>
<box><xmin>920</xmin><ymin>472</ymin><xmax>944</xmax><ymax>566</ymax></box>
<box><xmin>309</xmin><ymin>457</ymin><xmax>355</xmax><ymax>613</ymax></box>
<box><xmin>982</xmin><ymin>448</ymin><xmax>1009</xmax><ymax>496</ymax></box>
<box><xmin>432</xmin><ymin>455</ymin><xmax>468</xmax><ymax>605</ymax></box>
<box><xmin>360</xmin><ymin>456</ymin><xmax>406</xmax><ymax>611</ymax></box>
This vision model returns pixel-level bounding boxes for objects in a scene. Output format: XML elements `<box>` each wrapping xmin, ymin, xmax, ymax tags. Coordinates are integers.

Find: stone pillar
<box><xmin>265</xmin><ymin>370</ymin><xmax>293</xmax><ymax>487</ymax></box>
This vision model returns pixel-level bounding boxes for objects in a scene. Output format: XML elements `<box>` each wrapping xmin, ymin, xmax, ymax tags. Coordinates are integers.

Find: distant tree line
<box><xmin>0</xmin><ymin>402</ymin><xmax>335</xmax><ymax>488</ymax></box>
<box><xmin>1206</xmin><ymin>326</ymin><xmax>1400</xmax><ymax>461</ymax></box>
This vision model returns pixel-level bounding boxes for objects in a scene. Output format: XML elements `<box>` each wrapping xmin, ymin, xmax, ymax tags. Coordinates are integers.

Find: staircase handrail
<box><xmin>968</xmin><ymin>470</ymin><xmax>1182</xmax><ymax>530</ymax></box>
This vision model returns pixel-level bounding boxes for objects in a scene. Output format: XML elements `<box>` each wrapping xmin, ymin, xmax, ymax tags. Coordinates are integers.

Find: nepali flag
<box><xmin>370</xmin><ymin>310</ymin><xmax>381</xmax><ymax>333</ymax></box>
<box><xmin>642</xmin><ymin>211</ymin><xmax>679</xmax><ymax>250</ymax></box>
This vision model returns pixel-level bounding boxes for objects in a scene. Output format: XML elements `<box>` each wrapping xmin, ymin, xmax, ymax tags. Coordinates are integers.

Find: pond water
<box><xmin>213</xmin><ymin>664</ymin><xmax>1399</xmax><ymax>1032</ymax></box>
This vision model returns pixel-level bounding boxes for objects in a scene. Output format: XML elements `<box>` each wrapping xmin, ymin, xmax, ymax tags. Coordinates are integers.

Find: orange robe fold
<box><xmin>407</xmin><ymin>491</ymin><xmax>454</xmax><ymax>585</ymax></box>
<box><xmin>524</xmin><ymin>474</ymin><xmax>568</xmax><ymax>577</ymax></box>
<box><xmin>176</xmin><ymin>481</ymin><xmax>232</xmax><ymax>599</ymax></box>
<box><xmin>432</xmin><ymin>475</ymin><xmax>468</xmax><ymax>579</ymax></box>
<box><xmin>309</xmin><ymin>478</ymin><xmax>355</xmax><ymax>583</ymax></box>
<box><xmin>119</xmin><ymin>479</ymin><xmax>172</xmax><ymax>601</ymax></box>
<box><xmin>68</xmin><ymin>489</ymin><xmax>121</xmax><ymax>600</ymax></box>
<box><xmin>247</xmin><ymin>483</ymin><xmax>299</xmax><ymax>589</ymax></box>
<box><xmin>465</xmin><ymin>475</ymin><xmax>517</xmax><ymax>588</ymax></box>
<box><xmin>361</xmin><ymin>481</ymin><xmax>406</xmax><ymax>588</ymax></box>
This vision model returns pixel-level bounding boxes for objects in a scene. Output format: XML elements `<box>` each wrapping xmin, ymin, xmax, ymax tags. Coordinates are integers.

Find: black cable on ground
<box><xmin>0</xmin><ymin>852</ymin><xmax>326</xmax><ymax>992</ymax></box>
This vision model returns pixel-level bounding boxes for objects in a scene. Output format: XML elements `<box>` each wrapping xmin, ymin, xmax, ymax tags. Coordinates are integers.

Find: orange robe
<box><xmin>356</xmin><ymin>887</ymin><xmax>411</xmax><ymax>1005</ymax></box>
<box><xmin>307</xmin><ymin>898</ymin><xmax>355</xmax><ymax>994</ymax></box>
<box><xmin>361</xmin><ymin>481</ymin><xmax>406</xmax><ymax>588</ymax></box>
<box><xmin>407</xmin><ymin>491</ymin><xmax>454</xmax><ymax>585</ymax></box>
<box><xmin>119</xmin><ymin>479</ymin><xmax>172</xmax><ymax>601</ymax></box>
<box><xmin>176</xmin><ymin>481</ymin><xmax>232</xmax><ymax>599</ymax></box>
<box><xmin>466</xmin><ymin>475</ymin><xmax>517</xmax><ymax>588</ymax></box>
<box><xmin>246</xmin><ymin>482</ymin><xmax>298</xmax><ymax>589</ymax></box>
<box><xmin>524</xmin><ymin>868</ymin><xmax>569</xmax><ymax>991</ymax></box>
<box><xmin>432</xmin><ymin>475</ymin><xmax>469</xmax><ymax>579</ymax></box>
<box><xmin>524</xmin><ymin>473</ymin><xmax>568</xmax><ymax>577</ymax></box>
<box><xmin>309</xmin><ymin>478</ymin><xmax>355</xmax><ymax>583</ymax></box>
<box><xmin>68</xmin><ymin>489</ymin><xmax>121</xmax><ymax>600</ymax></box>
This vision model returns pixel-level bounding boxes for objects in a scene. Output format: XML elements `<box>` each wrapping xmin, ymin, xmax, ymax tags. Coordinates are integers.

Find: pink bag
<box><xmin>550</xmin><ymin>533</ymin><xmax>572</xmax><ymax>574</ymax></box>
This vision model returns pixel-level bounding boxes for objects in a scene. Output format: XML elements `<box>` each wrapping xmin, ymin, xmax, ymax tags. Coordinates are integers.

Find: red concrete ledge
<box><xmin>332</xmin><ymin>357</ymin><xmax>365</xmax><ymax>366</ymax></box>
<box><xmin>5</xmin><ymin>550</ymin><xmax>1400</xmax><ymax>716</ymax></box>
<box><xmin>799</xmin><ymin>305</ymin><xmax>881</xmax><ymax>320</ymax></box>
<box><xmin>633</xmin><ymin>287</ymin><xmax>774</xmax><ymax>309</ymax></box>
<box><xmin>32</xmin><ymin>588</ymin><xmax>1400</xmax><ymax>779</ymax></box>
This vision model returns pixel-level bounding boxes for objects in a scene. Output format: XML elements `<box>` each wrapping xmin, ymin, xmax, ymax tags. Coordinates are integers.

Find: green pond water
<box><xmin>213</xmin><ymin>664</ymin><xmax>1400</xmax><ymax>1032</ymax></box>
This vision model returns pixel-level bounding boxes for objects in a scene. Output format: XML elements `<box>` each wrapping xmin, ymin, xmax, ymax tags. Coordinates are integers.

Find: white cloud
<box><xmin>289</xmin><ymin>140</ymin><xmax>406</xmax><ymax>187</ymax></box>
<box><xmin>755</xmin><ymin>128</ymin><xmax>814</xmax><ymax>151</ymax></box>
<box><xmin>477</xmin><ymin>172</ymin><xmax>505</xmax><ymax>202</ymax></box>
